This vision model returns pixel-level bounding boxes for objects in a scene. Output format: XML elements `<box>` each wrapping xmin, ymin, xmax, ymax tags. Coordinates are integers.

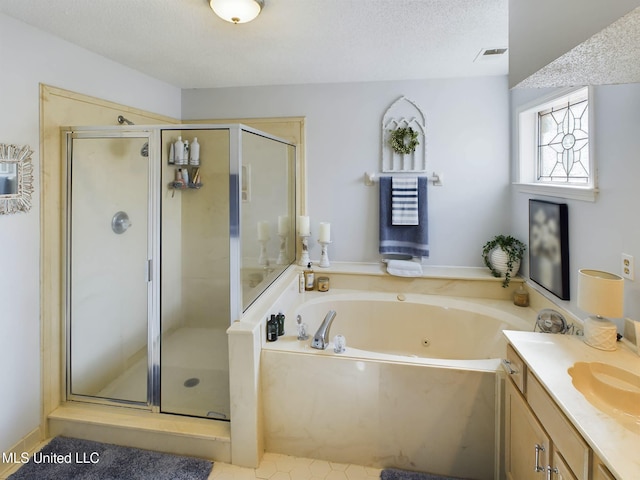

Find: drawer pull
<box><xmin>502</xmin><ymin>358</ymin><xmax>519</xmax><ymax>375</ymax></box>
<box><xmin>546</xmin><ymin>466</ymin><xmax>559</xmax><ymax>480</ymax></box>
<box><xmin>534</xmin><ymin>444</ymin><xmax>545</xmax><ymax>473</ymax></box>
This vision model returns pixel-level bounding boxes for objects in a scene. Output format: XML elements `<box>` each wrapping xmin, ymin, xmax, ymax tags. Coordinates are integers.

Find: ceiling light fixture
<box><xmin>210</xmin><ymin>0</ymin><xmax>264</xmax><ymax>24</ymax></box>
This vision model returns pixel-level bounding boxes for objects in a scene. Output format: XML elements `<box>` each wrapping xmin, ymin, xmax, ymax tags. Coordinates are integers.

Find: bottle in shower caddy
<box><xmin>174</xmin><ymin>136</ymin><xmax>185</xmax><ymax>165</ymax></box>
<box><xmin>189</xmin><ymin>137</ymin><xmax>200</xmax><ymax>165</ymax></box>
<box><xmin>183</xmin><ymin>139</ymin><xmax>189</xmax><ymax>166</ymax></box>
<box><xmin>304</xmin><ymin>262</ymin><xmax>315</xmax><ymax>291</ymax></box>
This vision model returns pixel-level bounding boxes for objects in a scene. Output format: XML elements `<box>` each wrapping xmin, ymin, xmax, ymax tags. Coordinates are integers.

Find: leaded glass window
<box><xmin>537</xmin><ymin>89</ymin><xmax>589</xmax><ymax>183</ymax></box>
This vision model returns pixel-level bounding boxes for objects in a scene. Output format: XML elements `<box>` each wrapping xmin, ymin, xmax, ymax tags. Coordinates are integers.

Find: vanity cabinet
<box><xmin>504</xmin><ymin>345</ymin><xmax>616</xmax><ymax>480</ymax></box>
<box><xmin>505</xmin><ymin>379</ymin><xmax>550</xmax><ymax>479</ymax></box>
<box><xmin>592</xmin><ymin>457</ymin><xmax>616</xmax><ymax>480</ymax></box>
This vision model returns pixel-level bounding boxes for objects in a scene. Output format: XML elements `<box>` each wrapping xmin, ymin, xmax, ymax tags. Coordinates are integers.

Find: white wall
<box><xmin>510</xmin><ymin>84</ymin><xmax>640</xmax><ymax>326</ymax></box>
<box><xmin>182</xmin><ymin>76</ymin><xmax>511</xmax><ymax>265</ymax></box>
<box><xmin>0</xmin><ymin>13</ymin><xmax>181</xmax><ymax>454</ymax></box>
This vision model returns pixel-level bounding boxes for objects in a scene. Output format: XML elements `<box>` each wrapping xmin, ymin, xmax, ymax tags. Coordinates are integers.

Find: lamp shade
<box><xmin>577</xmin><ymin>269</ymin><xmax>624</xmax><ymax>318</ymax></box>
<box><xmin>210</xmin><ymin>0</ymin><xmax>264</xmax><ymax>24</ymax></box>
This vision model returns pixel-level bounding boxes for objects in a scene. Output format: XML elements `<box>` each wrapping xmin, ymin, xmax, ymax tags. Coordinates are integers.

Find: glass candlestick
<box><xmin>298</xmin><ymin>234</ymin><xmax>311</xmax><ymax>266</ymax></box>
<box><xmin>318</xmin><ymin>240</ymin><xmax>331</xmax><ymax>268</ymax></box>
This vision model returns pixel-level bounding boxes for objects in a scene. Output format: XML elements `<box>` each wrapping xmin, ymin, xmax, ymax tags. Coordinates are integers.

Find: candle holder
<box><xmin>258</xmin><ymin>238</ymin><xmax>269</xmax><ymax>265</ymax></box>
<box><xmin>318</xmin><ymin>240</ymin><xmax>332</xmax><ymax>268</ymax></box>
<box><xmin>277</xmin><ymin>234</ymin><xmax>288</xmax><ymax>264</ymax></box>
<box><xmin>298</xmin><ymin>234</ymin><xmax>311</xmax><ymax>266</ymax></box>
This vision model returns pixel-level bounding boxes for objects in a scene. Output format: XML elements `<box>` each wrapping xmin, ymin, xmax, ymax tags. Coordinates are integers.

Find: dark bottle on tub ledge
<box><xmin>266</xmin><ymin>315</ymin><xmax>278</xmax><ymax>342</ymax></box>
<box><xmin>277</xmin><ymin>313</ymin><xmax>285</xmax><ymax>336</ymax></box>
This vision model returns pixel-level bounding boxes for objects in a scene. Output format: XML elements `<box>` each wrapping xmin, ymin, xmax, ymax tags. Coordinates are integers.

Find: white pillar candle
<box><xmin>319</xmin><ymin>222</ymin><xmax>331</xmax><ymax>242</ymax></box>
<box><xmin>257</xmin><ymin>221</ymin><xmax>270</xmax><ymax>241</ymax></box>
<box><xmin>298</xmin><ymin>215</ymin><xmax>310</xmax><ymax>236</ymax></box>
<box><xmin>278</xmin><ymin>215</ymin><xmax>289</xmax><ymax>235</ymax></box>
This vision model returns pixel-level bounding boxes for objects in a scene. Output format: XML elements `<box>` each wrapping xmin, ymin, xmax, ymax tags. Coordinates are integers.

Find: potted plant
<box><xmin>482</xmin><ymin>235</ymin><xmax>527</xmax><ymax>287</ymax></box>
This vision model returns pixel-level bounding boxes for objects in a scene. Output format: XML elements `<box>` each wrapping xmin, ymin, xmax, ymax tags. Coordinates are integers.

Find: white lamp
<box><xmin>210</xmin><ymin>0</ymin><xmax>264</xmax><ymax>24</ymax></box>
<box><xmin>577</xmin><ymin>269</ymin><xmax>624</xmax><ymax>351</ymax></box>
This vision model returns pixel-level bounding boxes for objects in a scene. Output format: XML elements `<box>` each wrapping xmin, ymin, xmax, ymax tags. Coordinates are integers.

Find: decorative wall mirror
<box><xmin>0</xmin><ymin>143</ymin><xmax>34</xmax><ymax>214</ymax></box>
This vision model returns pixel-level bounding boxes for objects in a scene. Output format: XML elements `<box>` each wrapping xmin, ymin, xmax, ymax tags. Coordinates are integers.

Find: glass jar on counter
<box><xmin>317</xmin><ymin>276</ymin><xmax>330</xmax><ymax>292</ymax></box>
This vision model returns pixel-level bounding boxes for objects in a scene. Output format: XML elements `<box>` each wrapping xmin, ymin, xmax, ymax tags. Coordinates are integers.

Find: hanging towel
<box><xmin>379</xmin><ymin>176</ymin><xmax>429</xmax><ymax>258</ymax></box>
<box><xmin>391</xmin><ymin>176</ymin><xmax>419</xmax><ymax>225</ymax></box>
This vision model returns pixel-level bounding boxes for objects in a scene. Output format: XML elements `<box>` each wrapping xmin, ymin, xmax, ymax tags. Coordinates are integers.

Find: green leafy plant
<box><xmin>388</xmin><ymin>127</ymin><xmax>419</xmax><ymax>155</ymax></box>
<box><xmin>482</xmin><ymin>235</ymin><xmax>527</xmax><ymax>288</ymax></box>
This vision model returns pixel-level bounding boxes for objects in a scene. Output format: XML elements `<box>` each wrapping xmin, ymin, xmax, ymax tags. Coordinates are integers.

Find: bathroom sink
<box><xmin>568</xmin><ymin>362</ymin><xmax>640</xmax><ymax>427</ymax></box>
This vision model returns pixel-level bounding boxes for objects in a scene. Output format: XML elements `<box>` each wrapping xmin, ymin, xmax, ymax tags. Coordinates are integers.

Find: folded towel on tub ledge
<box><xmin>385</xmin><ymin>259</ymin><xmax>423</xmax><ymax>277</ymax></box>
<box><xmin>379</xmin><ymin>176</ymin><xmax>429</xmax><ymax>258</ymax></box>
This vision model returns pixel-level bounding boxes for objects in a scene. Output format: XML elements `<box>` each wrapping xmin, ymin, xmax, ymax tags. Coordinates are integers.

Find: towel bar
<box><xmin>364</xmin><ymin>171</ymin><xmax>443</xmax><ymax>187</ymax></box>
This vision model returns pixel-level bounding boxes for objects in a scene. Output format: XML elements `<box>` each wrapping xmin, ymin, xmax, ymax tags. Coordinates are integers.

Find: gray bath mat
<box><xmin>381</xmin><ymin>468</ymin><xmax>474</xmax><ymax>480</ymax></box>
<box><xmin>8</xmin><ymin>436</ymin><xmax>213</xmax><ymax>480</ymax></box>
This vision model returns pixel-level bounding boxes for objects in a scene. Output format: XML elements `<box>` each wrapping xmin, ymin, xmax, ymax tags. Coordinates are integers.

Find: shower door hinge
<box><xmin>147</xmin><ymin>259</ymin><xmax>152</xmax><ymax>282</ymax></box>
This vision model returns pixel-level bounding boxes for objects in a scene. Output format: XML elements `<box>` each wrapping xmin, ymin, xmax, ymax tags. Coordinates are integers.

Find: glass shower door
<box><xmin>67</xmin><ymin>133</ymin><xmax>154</xmax><ymax>407</ymax></box>
<box><xmin>160</xmin><ymin>128</ymin><xmax>231</xmax><ymax>420</ymax></box>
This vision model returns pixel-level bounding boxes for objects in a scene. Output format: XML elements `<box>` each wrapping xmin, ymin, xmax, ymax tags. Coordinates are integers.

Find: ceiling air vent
<box><xmin>474</xmin><ymin>47</ymin><xmax>508</xmax><ymax>63</ymax></box>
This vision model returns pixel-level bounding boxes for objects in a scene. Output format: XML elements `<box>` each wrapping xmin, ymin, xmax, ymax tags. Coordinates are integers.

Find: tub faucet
<box><xmin>311</xmin><ymin>310</ymin><xmax>337</xmax><ymax>350</ymax></box>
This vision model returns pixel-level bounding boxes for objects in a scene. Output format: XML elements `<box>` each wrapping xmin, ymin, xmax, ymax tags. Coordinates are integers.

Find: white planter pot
<box><xmin>490</xmin><ymin>248</ymin><xmax>521</xmax><ymax>278</ymax></box>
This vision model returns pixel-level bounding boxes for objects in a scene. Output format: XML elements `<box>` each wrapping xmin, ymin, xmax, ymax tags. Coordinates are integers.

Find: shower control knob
<box><xmin>111</xmin><ymin>211</ymin><xmax>132</xmax><ymax>234</ymax></box>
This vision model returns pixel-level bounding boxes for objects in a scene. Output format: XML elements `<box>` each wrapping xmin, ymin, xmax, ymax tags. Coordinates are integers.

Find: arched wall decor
<box><xmin>0</xmin><ymin>143</ymin><xmax>34</xmax><ymax>214</ymax></box>
<box><xmin>381</xmin><ymin>96</ymin><xmax>427</xmax><ymax>173</ymax></box>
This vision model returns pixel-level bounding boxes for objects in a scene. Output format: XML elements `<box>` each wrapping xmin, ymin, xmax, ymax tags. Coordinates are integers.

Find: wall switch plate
<box><xmin>621</xmin><ymin>253</ymin><xmax>634</xmax><ymax>280</ymax></box>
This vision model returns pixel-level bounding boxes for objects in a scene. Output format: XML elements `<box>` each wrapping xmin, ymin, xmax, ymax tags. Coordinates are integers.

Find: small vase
<box><xmin>490</xmin><ymin>248</ymin><xmax>521</xmax><ymax>278</ymax></box>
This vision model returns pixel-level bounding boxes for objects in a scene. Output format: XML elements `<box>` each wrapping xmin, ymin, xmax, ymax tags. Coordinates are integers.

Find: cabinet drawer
<box><xmin>527</xmin><ymin>374</ymin><xmax>590</xmax><ymax>480</ymax></box>
<box><xmin>505</xmin><ymin>344</ymin><xmax>526</xmax><ymax>393</ymax></box>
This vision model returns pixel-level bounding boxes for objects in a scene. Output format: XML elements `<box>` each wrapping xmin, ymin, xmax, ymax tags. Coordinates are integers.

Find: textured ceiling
<box><xmin>515</xmin><ymin>7</ymin><xmax>640</xmax><ymax>88</ymax></box>
<box><xmin>0</xmin><ymin>0</ymin><xmax>509</xmax><ymax>89</ymax></box>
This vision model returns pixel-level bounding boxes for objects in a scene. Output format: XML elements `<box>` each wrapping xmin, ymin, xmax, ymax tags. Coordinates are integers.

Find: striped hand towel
<box><xmin>391</xmin><ymin>176</ymin><xmax>419</xmax><ymax>225</ymax></box>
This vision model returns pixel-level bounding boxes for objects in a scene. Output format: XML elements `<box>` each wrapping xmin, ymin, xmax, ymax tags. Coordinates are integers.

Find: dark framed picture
<box><xmin>529</xmin><ymin>199</ymin><xmax>570</xmax><ymax>300</ymax></box>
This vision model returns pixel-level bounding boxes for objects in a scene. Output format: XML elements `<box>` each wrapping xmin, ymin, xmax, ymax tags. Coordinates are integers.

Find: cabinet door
<box><xmin>592</xmin><ymin>456</ymin><xmax>616</xmax><ymax>480</ymax></box>
<box><xmin>551</xmin><ymin>449</ymin><xmax>578</xmax><ymax>480</ymax></box>
<box><xmin>505</xmin><ymin>378</ymin><xmax>550</xmax><ymax>480</ymax></box>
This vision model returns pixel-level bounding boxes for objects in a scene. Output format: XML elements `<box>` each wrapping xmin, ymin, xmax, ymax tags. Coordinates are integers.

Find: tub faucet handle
<box><xmin>311</xmin><ymin>310</ymin><xmax>337</xmax><ymax>350</ymax></box>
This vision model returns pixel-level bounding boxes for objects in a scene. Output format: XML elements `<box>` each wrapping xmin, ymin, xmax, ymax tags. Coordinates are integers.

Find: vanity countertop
<box><xmin>504</xmin><ymin>331</ymin><xmax>640</xmax><ymax>480</ymax></box>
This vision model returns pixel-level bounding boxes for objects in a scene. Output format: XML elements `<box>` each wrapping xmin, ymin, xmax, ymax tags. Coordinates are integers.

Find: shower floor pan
<box><xmin>98</xmin><ymin>327</ymin><xmax>230</xmax><ymax>419</ymax></box>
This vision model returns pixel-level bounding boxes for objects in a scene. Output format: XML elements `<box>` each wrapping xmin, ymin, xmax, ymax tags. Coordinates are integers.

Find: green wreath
<box><xmin>388</xmin><ymin>127</ymin><xmax>419</xmax><ymax>154</ymax></box>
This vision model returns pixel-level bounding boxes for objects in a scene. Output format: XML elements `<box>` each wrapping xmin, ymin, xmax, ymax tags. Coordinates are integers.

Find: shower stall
<box><xmin>63</xmin><ymin>124</ymin><xmax>296</xmax><ymax>420</ymax></box>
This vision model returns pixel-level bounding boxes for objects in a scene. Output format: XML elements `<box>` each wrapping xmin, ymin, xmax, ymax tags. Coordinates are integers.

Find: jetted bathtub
<box><xmin>261</xmin><ymin>290</ymin><xmax>536</xmax><ymax>480</ymax></box>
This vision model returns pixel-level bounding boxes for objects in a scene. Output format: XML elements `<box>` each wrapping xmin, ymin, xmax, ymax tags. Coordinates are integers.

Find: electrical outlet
<box><xmin>621</xmin><ymin>253</ymin><xmax>634</xmax><ymax>280</ymax></box>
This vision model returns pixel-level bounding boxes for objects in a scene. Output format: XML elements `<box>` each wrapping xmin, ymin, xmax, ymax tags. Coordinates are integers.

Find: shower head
<box><xmin>117</xmin><ymin>115</ymin><xmax>134</xmax><ymax>125</ymax></box>
<box><xmin>141</xmin><ymin>142</ymin><xmax>149</xmax><ymax>157</ymax></box>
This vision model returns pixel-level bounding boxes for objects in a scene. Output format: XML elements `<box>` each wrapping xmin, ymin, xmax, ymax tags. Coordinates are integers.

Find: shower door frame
<box><xmin>63</xmin><ymin>127</ymin><xmax>162</xmax><ymax>411</ymax></box>
<box><xmin>62</xmin><ymin>123</ymin><xmax>294</xmax><ymax>416</ymax></box>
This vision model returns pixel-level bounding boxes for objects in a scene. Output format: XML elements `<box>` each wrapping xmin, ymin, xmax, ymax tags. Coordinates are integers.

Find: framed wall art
<box><xmin>0</xmin><ymin>143</ymin><xmax>34</xmax><ymax>215</ymax></box>
<box><xmin>529</xmin><ymin>199</ymin><xmax>570</xmax><ymax>300</ymax></box>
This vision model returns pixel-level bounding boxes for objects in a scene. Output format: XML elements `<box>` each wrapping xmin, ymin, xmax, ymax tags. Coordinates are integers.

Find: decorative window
<box><xmin>516</xmin><ymin>87</ymin><xmax>596</xmax><ymax>201</ymax></box>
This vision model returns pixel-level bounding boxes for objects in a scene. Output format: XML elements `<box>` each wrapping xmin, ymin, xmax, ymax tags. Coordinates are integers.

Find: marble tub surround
<box><xmin>308</xmin><ymin>262</ymin><xmax>527</xmax><ymax>301</ymax></box>
<box><xmin>262</xmin><ymin>350</ymin><xmax>498</xmax><ymax>480</ymax></box>
<box><xmin>256</xmin><ymin>280</ymin><xmax>542</xmax><ymax>479</ymax></box>
<box><xmin>227</xmin><ymin>263</ymin><xmax>556</xmax><ymax>470</ymax></box>
<box><xmin>504</xmin><ymin>331</ymin><xmax>640</xmax><ymax>479</ymax></box>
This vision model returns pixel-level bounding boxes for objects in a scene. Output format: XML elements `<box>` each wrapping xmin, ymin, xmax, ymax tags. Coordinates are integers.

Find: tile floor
<box><xmin>209</xmin><ymin>453</ymin><xmax>382</xmax><ymax>480</ymax></box>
